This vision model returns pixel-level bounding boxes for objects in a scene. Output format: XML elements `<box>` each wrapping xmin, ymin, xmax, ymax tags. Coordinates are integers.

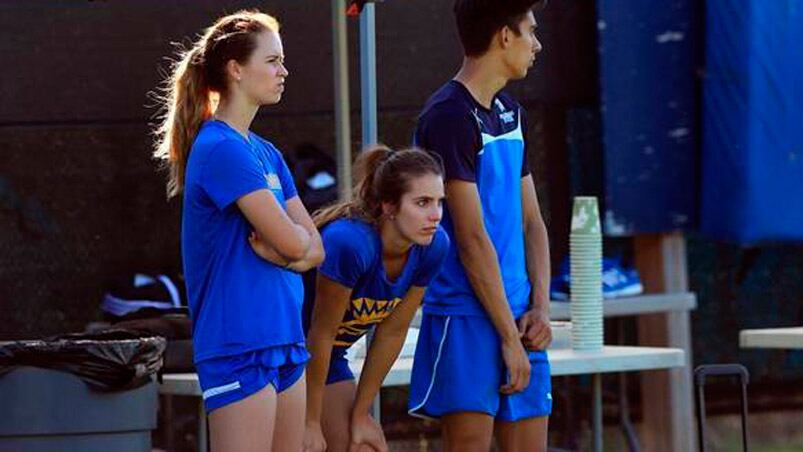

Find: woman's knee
<box><xmin>442</xmin><ymin>413</ymin><xmax>494</xmax><ymax>451</ymax></box>
<box><xmin>321</xmin><ymin>380</ymin><xmax>357</xmax><ymax>452</ymax></box>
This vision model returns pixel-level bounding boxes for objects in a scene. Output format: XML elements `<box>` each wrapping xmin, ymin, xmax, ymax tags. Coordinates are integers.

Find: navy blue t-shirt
<box><xmin>414</xmin><ymin>80</ymin><xmax>532</xmax><ymax>318</ymax></box>
<box><xmin>307</xmin><ymin>218</ymin><xmax>449</xmax><ymax>349</ymax></box>
<box><xmin>182</xmin><ymin>120</ymin><xmax>304</xmax><ymax>362</ymax></box>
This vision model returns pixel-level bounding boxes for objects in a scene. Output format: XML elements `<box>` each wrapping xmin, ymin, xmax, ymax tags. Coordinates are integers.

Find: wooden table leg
<box><xmin>634</xmin><ymin>233</ymin><xmax>696</xmax><ymax>452</ymax></box>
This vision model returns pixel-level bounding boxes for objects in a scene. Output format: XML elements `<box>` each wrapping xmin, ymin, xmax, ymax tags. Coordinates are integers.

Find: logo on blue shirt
<box><xmin>500</xmin><ymin>111</ymin><xmax>515</xmax><ymax>124</ymax></box>
<box><xmin>495</xmin><ymin>98</ymin><xmax>515</xmax><ymax>124</ymax></box>
<box><xmin>266</xmin><ymin>173</ymin><xmax>282</xmax><ymax>190</ymax></box>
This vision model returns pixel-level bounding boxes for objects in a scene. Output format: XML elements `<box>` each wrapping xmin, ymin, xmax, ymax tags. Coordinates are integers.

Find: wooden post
<box><xmin>634</xmin><ymin>232</ymin><xmax>696</xmax><ymax>452</ymax></box>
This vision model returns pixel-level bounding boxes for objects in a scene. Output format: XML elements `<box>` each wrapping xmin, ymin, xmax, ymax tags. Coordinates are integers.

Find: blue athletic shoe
<box><xmin>550</xmin><ymin>258</ymin><xmax>644</xmax><ymax>301</ymax></box>
<box><xmin>601</xmin><ymin>258</ymin><xmax>644</xmax><ymax>298</ymax></box>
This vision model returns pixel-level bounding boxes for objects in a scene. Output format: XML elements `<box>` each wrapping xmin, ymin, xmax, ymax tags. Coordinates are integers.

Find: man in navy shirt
<box><xmin>408</xmin><ymin>1</ymin><xmax>553</xmax><ymax>450</ymax></box>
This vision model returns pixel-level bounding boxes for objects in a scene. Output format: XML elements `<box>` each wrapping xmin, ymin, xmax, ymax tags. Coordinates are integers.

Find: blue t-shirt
<box><xmin>182</xmin><ymin>120</ymin><xmax>304</xmax><ymax>362</ymax></box>
<box><xmin>414</xmin><ymin>80</ymin><xmax>531</xmax><ymax>318</ymax></box>
<box><xmin>309</xmin><ymin>218</ymin><xmax>449</xmax><ymax>349</ymax></box>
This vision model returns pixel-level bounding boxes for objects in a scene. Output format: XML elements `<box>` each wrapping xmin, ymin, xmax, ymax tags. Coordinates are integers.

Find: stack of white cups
<box><xmin>569</xmin><ymin>196</ymin><xmax>603</xmax><ymax>351</ymax></box>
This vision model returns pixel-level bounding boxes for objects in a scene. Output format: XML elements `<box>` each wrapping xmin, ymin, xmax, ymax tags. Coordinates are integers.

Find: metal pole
<box><xmin>360</xmin><ymin>2</ymin><xmax>380</xmax><ymax>421</ymax></box>
<box><xmin>359</xmin><ymin>2</ymin><xmax>378</xmax><ymax>147</ymax></box>
<box><xmin>593</xmin><ymin>373</ymin><xmax>603</xmax><ymax>452</ymax></box>
<box><xmin>199</xmin><ymin>401</ymin><xmax>208</xmax><ymax>452</ymax></box>
<box><xmin>332</xmin><ymin>0</ymin><xmax>352</xmax><ymax>201</ymax></box>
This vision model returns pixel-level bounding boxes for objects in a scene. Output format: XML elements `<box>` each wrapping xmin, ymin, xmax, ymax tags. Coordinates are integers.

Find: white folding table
<box><xmin>739</xmin><ymin>327</ymin><xmax>803</xmax><ymax>350</ymax></box>
<box><xmin>160</xmin><ymin>345</ymin><xmax>684</xmax><ymax>452</ymax></box>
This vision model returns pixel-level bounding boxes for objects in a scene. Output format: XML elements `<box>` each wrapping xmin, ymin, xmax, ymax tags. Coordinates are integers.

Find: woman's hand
<box><xmin>249</xmin><ymin>231</ymin><xmax>289</xmax><ymax>267</ymax></box>
<box><xmin>348</xmin><ymin>412</ymin><xmax>388</xmax><ymax>452</ymax></box>
<box><xmin>284</xmin><ymin>228</ymin><xmax>324</xmax><ymax>273</ymax></box>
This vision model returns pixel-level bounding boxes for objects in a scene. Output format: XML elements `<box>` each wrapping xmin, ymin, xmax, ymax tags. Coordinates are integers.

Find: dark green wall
<box><xmin>0</xmin><ymin>0</ymin><xmax>596</xmax><ymax>337</ymax></box>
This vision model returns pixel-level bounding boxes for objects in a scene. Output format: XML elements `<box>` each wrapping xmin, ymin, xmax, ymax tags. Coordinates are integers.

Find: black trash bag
<box><xmin>110</xmin><ymin>314</ymin><xmax>194</xmax><ymax>373</ymax></box>
<box><xmin>0</xmin><ymin>330</ymin><xmax>166</xmax><ymax>392</ymax></box>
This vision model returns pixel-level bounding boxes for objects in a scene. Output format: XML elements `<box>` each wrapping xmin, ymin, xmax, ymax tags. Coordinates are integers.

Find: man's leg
<box><xmin>495</xmin><ymin>416</ymin><xmax>549</xmax><ymax>452</ymax></box>
<box><xmin>410</xmin><ymin>314</ymin><xmax>505</xmax><ymax>451</ymax></box>
<box><xmin>495</xmin><ymin>349</ymin><xmax>552</xmax><ymax>452</ymax></box>
<box><xmin>442</xmin><ymin>411</ymin><xmax>495</xmax><ymax>452</ymax></box>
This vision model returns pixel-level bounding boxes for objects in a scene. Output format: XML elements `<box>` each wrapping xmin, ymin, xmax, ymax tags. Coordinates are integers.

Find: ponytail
<box><xmin>313</xmin><ymin>145</ymin><xmax>443</xmax><ymax>229</ymax></box>
<box><xmin>313</xmin><ymin>145</ymin><xmax>393</xmax><ymax>228</ymax></box>
<box><xmin>153</xmin><ymin>46</ymin><xmax>213</xmax><ymax>198</ymax></box>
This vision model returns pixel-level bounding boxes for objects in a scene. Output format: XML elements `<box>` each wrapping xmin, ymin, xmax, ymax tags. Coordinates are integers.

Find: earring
<box><xmin>389</xmin><ymin>214</ymin><xmax>396</xmax><ymax>220</ymax></box>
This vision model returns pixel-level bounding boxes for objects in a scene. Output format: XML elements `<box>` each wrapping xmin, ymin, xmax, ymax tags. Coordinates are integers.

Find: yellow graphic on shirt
<box><xmin>333</xmin><ymin>297</ymin><xmax>402</xmax><ymax>347</ymax></box>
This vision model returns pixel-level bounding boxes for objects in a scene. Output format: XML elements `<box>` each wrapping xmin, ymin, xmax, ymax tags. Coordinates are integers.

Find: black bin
<box><xmin>0</xmin><ymin>333</ymin><xmax>165</xmax><ymax>452</ymax></box>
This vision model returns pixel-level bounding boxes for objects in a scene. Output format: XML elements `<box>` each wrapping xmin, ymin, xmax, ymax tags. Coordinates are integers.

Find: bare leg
<box><xmin>208</xmin><ymin>383</ymin><xmax>277</xmax><ymax>452</ymax></box>
<box><xmin>320</xmin><ymin>379</ymin><xmax>357</xmax><ymax>452</ymax></box>
<box><xmin>272</xmin><ymin>372</ymin><xmax>307</xmax><ymax>452</ymax></box>
<box><xmin>442</xmin><ymin>411</ymin><xmax>494</xmax><ymax>452</ymax></box>
<box><xmin>494</xmin><ymin>416</ymin><xmax>549</xmax><ymax>452</ymax></box>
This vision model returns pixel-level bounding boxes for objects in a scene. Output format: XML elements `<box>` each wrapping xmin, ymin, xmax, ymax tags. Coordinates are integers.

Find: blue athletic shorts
<box><xmin>196</xmin><ymin>343</ymin><xmax>310</xmax><ymax>413</ymax></box>
<box><xmin>408</xmin><ymin>313</ymin><xmax>552</xmax><ymax>422</ymax></box>
<box><xmin>326</xmin><ymin>346</ymin><xmax>355</xmax><ymax>385</ymax></box>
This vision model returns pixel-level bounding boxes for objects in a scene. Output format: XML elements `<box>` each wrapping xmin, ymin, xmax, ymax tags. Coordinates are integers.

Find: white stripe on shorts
<box><xmin>408</xmin><ymin>316</ymin><xmax>451</xmax><ymax>419</ymax></box>
<box><xmin>202</xmin><ymin>381</ymin><xmax>241</xmax><ymax>400</ymax></box>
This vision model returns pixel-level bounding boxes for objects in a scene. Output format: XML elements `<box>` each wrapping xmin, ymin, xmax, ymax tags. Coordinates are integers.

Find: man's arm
<box><xmin>519</xmin><ymin>175</ymin><xmax>552</xmax><ymax>350</ymax></box>
<box><xmin>446</xmin><ymin>180</ymin><xmax>530</xmax><ymax>393</ymax></box>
